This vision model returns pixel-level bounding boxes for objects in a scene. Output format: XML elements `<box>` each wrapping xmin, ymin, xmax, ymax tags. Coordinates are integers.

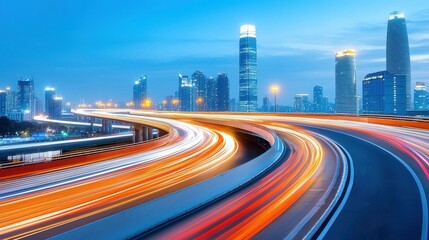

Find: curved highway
<box><xmin>1</xmin><ymin>110</ymin><xmax>428</xmax><ymax>239</ymax></box>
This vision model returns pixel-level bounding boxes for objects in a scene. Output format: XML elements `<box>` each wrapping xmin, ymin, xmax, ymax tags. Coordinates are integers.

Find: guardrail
<box><xmin>0</xmin><ymin>132</ymin><xmax>173</xmax><ymax>170</ymax></box>
<box><xmin>53</xmin><ymin>120</ymin><xmax>286</xmax><ymax>240</ymax></box>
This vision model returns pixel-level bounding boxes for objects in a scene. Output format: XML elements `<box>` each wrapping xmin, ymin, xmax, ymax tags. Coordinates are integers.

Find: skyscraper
<box><xmin>45</xmin><ymin>87</ymin><xmax>56</xmax><ymax>118</ymax></box>
<box><xmin>294</xmin><ymin>94</ymin><xmax>310</xmax><ymax>112</ymax></box>
<box><xmin>313</xmin><ymin>85</ymin><xmax>323</xmax><ymax>112</ymax></box>
<box><xmin>206</xmin><ymin>77</ymin><xmax>216</xmax><ymax>111</ymax></box>
<box><xmin>239</xmin><ymin>24</ymin><xmax>258</xmax><ymax>112</ymax></box>
<box><xmin>178</xmin><ymin>74</ymin><xmax>196</xmax><ymax>111</ymax></box>
<box><xmin>192</xmin><ymin>71</ymin><xmax>207</xmax><ymax>110</ymax></box>
<box><xmin>133</xmin><ymin>75</ymin><xmax>147</xmax><ymax>109</ymax></box>
<box><xmin>53</xmin><ymin>97</ymin><xmax>63</xmax><ymax>119</ymax></box>
<box><xmin>17</xmin><ymin>78</ymin><xmax>35</xmax><ymax>118</ymax></box>
<box><xmin>216</xmin><ymin>73</ymin><xmax>229</xmax><ymax>111</ymax></box>
<box><xmin>0</xmin><ymin>90</ymin><xmax>6</xmax><ymax>117</ymax></box>
<box><xmin>414</xmin><ymin>82</ymin><xmax>428</xmax><ymax>110</ymax></box>
<box><xmin>387</xmin><ymin>11</ymin><xmax>411</xmax><ymax>110</ymax></box>
<box><xmin>335</xmin><ymin>49</ymin><xmax>358</xmax><ymax>114</ymax></box>
<box><xmin>5</xmin><ymin>87</ymin><xmax>17</xmax><ymax>114</ymax></box>
<box><xmin>362</xmin><ymin>71</ymin><xmax>406</xmax><ymax>115</ymax></box>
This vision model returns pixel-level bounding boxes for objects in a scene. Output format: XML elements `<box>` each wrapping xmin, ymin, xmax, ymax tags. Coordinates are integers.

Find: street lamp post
<box><xmin>271</xmin><ymin>85</ymin><xmax>279</xmax><ymax>114</ymax></box>
<box><xmin>197</xmin><ymin>97</ymin><xmax>203</xmax><ymax>112</ymax></box>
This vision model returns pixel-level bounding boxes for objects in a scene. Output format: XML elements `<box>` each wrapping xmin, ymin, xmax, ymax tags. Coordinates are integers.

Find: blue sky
<box><xmin>1</xmin><ymin>0</ymin><xmax>428</xmax><ymax>105</ymax></box>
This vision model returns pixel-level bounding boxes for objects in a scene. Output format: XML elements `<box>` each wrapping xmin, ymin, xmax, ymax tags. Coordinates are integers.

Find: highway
<box><xmin>1</xmin><ymin>110</ymin><xmax>428</xmax><ymax>239</ymax></box>
<box><xmin>0</xmin><ymin>115</ymin><xmax>248</xmax><ymax>239</ymax></box>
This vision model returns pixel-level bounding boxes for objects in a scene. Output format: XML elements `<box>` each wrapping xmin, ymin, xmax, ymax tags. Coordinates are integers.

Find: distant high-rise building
<box><xmin>313</xmin><ymin>85</ymin><xmax>323</xmax><ymax>112</ymax></box>
<box><xmin>229</xmin><ymin>98</ymin><xmax>239</xmax><ymax>112</ymax></box>
<box><xmin>192</xmin><ymin>71</ymin><xmax>207</xmax><ymax>111</ymax></box>
<box><xmin>133</xmin><ymin>75</ymin><xmax>147</xmax><ymax>109</ymax></box>
<box><xmin>206</xmin><ymin>77</ymin><xmax>216</xmax><ymax>111</ymax></box>
<box><xmin>53</xmin><ymin>97</ymin><xmax>63</xmax><ymax>119</ymax></box>
<box><xmin>387</xmin><ymin>11</ymin><xmax>411</xmax><ymax>110</ymax></box>
<box><xmin>216</xmin><ymin>73</ymin><xmax>229</xmax><ymax>111</ymax></box>
<box><xmin>17</xmin><ymin>78</ymin><xmax>35</xmax><ymax>118</ymax></box>
<box><xmin>362</xmin><ymin>71</ymin><xmax>406</xmax><ymax>115</ymax></box>
<box><xmin>322</xmin><ymin>97</ymin><xmax>330</xmax><ymax>113</ymax></box>
<box><xmin>414</xmin><ymin>82</ymin><xmax>428</xmax><ymax>110</ymax></box>
<box><xmin>294</xmin><ymin>94</ymin><xmax>309</xmax><ymax>112</ymax></box>
<box><xmin>0</xmin><ymin>90</ymin><xmax>6</xmax><ymax>117</ymax></box>
<box><xmin>5</xmin><ymin>87</ymin><xmax>17</xmax><ymax>114</ymax></box>
<box><xmin>335</xmin><ymin>49</ymin><xmax>358</xmax><ymax>114</ymax></box>
<box><xmin>179</xmin><ymin>74</ymin><xmax>196</xmax><ymax>111</ymax></box>
<box><xmin>239</xmin><ymin>24</ymin><xmax>258</xmax><ymax>112</ymax></box>
<box><xmin>45</xmin><ymin>87</ymin><xmax>56</xmax><ymax>118</ymax></box>
<box><xmin>262</xmin><ymin>96</ymin><xmax>270</xmax><ymax>112</ymax></box>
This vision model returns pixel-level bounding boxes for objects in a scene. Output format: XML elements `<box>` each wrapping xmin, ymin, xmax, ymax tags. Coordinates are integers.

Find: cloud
<box><xmin>411</xmin><ymin>54</ymin><xmax>429</xmax><ymax>63</ymax></box>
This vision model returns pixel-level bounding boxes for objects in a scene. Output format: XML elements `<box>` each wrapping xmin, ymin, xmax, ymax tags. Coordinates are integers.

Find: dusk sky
<box><xmin>1</xmin><ymin>0</ymin><xmax>428</xmax><ymax>106</ymax></box>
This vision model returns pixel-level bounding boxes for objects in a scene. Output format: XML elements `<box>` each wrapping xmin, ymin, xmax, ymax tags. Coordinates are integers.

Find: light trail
<box><xmin>0</xmin><ymin>114</ymin><xmax>239</xmax><ymax>239</ymax></box>
<box><xmin>155</xmin><ymin>123</ymin><xmax>325</xmax><ymax>239</ymax></box>
<box><xmin>2</xmin><ymin>110</ymin><xmax>428</xmax><ymax>239</ymax></box>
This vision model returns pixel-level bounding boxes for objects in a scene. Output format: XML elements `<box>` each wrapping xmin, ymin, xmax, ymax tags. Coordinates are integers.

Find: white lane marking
<box><xmin>313</xmin><ymin>127</ymin><xmax>428</xmax><ymax>240</ymax></box>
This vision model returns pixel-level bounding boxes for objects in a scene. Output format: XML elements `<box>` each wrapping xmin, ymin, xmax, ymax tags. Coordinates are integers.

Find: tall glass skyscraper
<box><xmin>133</xmin><ymin>75</ymin><xmax>147</xmax><ymax>109</ymax></box>
<box><xmin>216</xmin><ymin>73</ymin><xmax>229</xmax><ymax>111</ymax></box>
<box><xmin>313</xmin><ymin>85</ymin><xmax>323</xmax><ymax>112</ymax></box>
<box><xmin>386</xmin><ymin>11</ymin><xmax>411</xmax><ymax>110</ymax></box>
<box><xmin>0</xmin><ymin>90</ymin><xmax>6</xmax><ymax>117</ymax></box>
<box><xmin>335</xmin><ymin>49</ymin><xmax>358</xmax><ymax>114</ymax></box>
<box><xmin>17</xmin><ymin>78</ymin><xmax>35</xmax><ymax>118</ymax></box>
<box><xmin>44</xmin><ymin>87</ymin><xmax>56</xmax><ymax>118</ymax></box>
<box><xmin>414</xmin><ymin>82</ymin><xmax>428</xmax><ymax>110</ymax></box>
<box><xmin>239</xmin><ymin>24</ymin><xmax>258</xmax><ymax>112</ymax></box>
<box><xmin>178</xmin><ymin>74</ymin><xmax>196</xmax><ymax>111</ymax></box>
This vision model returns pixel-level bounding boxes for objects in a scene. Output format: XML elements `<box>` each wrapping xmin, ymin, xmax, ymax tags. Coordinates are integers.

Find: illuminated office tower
<box><xmin>414</xmin><ymin>82</ymin><xmax>428</xmax><ymax>110</ymax></box>
<box><xmin>313</xmin><ymin>85</ymin><xmax>323</xmax><ymax>112</ymax></box>
<box><xmin>239</xmin><ymin>24</ymin><xmax>258</xmax><ymax>112</ymax></box>
<box><xmin>335</xmin><ymin>49</ymin><xmax>358</xmax><ymax>114</ymax></box>
<box><xmin>0</xmin><ymin>90</ymin><xmax>6</xmax><ymax>116</ymax></box>
<box><xmin>206</xmin><ymin>76</ymin><xmax>216</xmax><ymax>111</ymax></box>
<box><xmin>5</xmin><ymin>87</ymin><xmax>17</xmax><ymax>114</ymax></box>
<box><xmin>192</xmin><ymin>71</ymin><xmax>208</xmax><ymax>111</ymax></box>
<box><xmin>53</xmin><ymin>97</ymin><xmax>63</xmax><ymax>119</ymax></box>
<box><xmin>17</xmin><ymin>78</ymin><xmax>35</xmax><ymax>118</ymax></box>
<box><xmin>387</xmin><ymin>11</ymin><xmax>411</xmax><ymax>110</ymax></box>
<box><xmin>216</xmin><ymin>73</ymin><xmax>229</xmax><ymax>111</ymax></box>
<box><xmin>178</xmin><ymin>74</ymin><xmax>196</xmax><ymax>111</ymax></box>
<box><xmin>44</xmin><ymin>87</ymin><xmax>56</xmax><ymax>118</ymax></box>
<box><xmin>294</xmin><ymin>94</ymin><xmax>310</xmax><ymax>112</ymax></box>
<box><xmin>133</xmin><ymin>75</ymin><xmax>147</xmax><ymax>109</ymax></box>
<box><xmin>363</xmin><ymin>71</ymin><xmax>406</xmax><ymax>115</ymax></box>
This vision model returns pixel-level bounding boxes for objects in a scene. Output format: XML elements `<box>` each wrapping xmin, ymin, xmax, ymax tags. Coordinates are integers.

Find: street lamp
<box><xmin>197</xmin><ymin>97</ymin><xmax>203</xmax><ymax>112</ymax></box>
<box><xmin>271</xmin><ymin>85</ymin><xmax>279</xmax><ymax>114</ymax></box>
<box><xmin>172</xmin><ymin>99</ymin><xmax>179</xmax><ymax>111</ymax></box>
<box><xmin>162</xmin><ymin>100</ymin><xmax>167</xmax><ymax>111</ymax></box>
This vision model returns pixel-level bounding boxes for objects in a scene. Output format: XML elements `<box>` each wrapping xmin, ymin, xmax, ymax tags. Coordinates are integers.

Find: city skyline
<box><xmin>0</xmin><ymin>1</ymin><xmax>428</xmax><ymax>106</ymax></box>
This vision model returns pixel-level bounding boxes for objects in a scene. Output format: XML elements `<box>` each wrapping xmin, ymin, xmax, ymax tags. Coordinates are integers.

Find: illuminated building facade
<box><xmin>363</xmin><ymin>71</ymin><xmax>406</xmax><ymax>115</ymax></box>
<box><xmin>0</xmin><ymin>90</ymin><xmax>6</xmax><ymax>116</ymax></box>
<box><xmin>335</xmin><ymin>49</ymin><xmax>358</xmax><ymax>114</ymax></box>
<box><xmin>45</xmin><ymin>87</ymin><xmax>56</xmax><ymax>118</ymax></box>
<box><xmin>206</xmin><ymin>77</ymin><xmax>216</xmax><ymax>111</ymax></box>
<box><xmin>179</xmin><ymin>74</ymin><xmax>196</xmax><ymax>111</ymax></box>
<box><xmin>216</xmin><ymin>73</ymin><xmax>229</xmax><ymax>111</ymax></box>
<box><xmin>133</xmin><ymin>75</ymin><xmax>147</xmax><ymax>109</ymax></box>
<box><xmin>313</xmin><ymin>85</ymin><xmax>323</xmax><ymax>112</ymax></box>
<box><xmin>294</xmin><ymin>94</ymin><xmax>310</xmax><ymax>112</ymax></box>
<box><xmin>239</xmin><ymin>24</ymin><xmax>258</xmax><ymax>112</ymax></box>
<box><xmin>17</xmin><ymin>78</ymin><xmax>35</xmax><ymax>118</ymax></box>
<box><xmin>414</xmin><ymin>82</ymin><xmax>428</xmax><ymax>110</ymax></box>
<box><xmin>387</xmin><ymin>11</ymin><xmax>411</xmax><ymax>110</ymax></box>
